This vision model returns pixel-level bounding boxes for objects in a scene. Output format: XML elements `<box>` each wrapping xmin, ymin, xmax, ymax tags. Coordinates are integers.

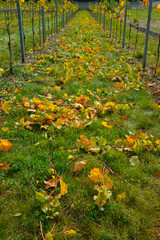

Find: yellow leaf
<box><xmin>96</xmin><ymin>88</ymin><xmax>102</xmax><ymax>94</ymax></box>
<box><xmin>115</xmin><ymin>139</ymin><xmax>122</xmax><ymax>144</ymax></box>
<box><xmin>49</xmin><ymin>168</ymin><xmax>55</xmax><ymax>174</ymax></box>
<box><xmin>1</xmin><ymin>100</ymin><xmax>11</xmax><ymax>114</ymax></box>
<box><xmin>155</xmin><ymin>139</ymin><xmax>160</xmax><ymax>145</ymax></box>
<box><xmin>89</xmin><ymin>168</ymin><xmax>103</xmax><ymax>183</ymax></box>
<box><xmin>45</xmin><ymin>232</ymin><xmax>54</xmax><ymax>240</ymax></box>
<box><xmin>102</xmin><ymin>121</ymin><xmax>113</xmax><ymax>129</ymax></box>
<box><xmin>68</xmin><ymin>155</ymin><xmax>74</xmax><ymax>160</ymax></box>
<box><xmin>116</xmin><ymin>192</ymin><xmax>126</xmax><ymax>202</ymax></box>
<box><xmin>60</xmin><ymin>179</ymin><xmax>68</xmax><ymax>195</ymax></box>
<box><xmin>65</xmin><ymin>229</ymin><xmax>77</xmax><ymax>235</ymax></box>
<box><xmin>74</xmin><ymin>161</ymin><xmax>87</xmax><ymax>172</ymax></box>
<box><xmin>33</xmin><ymin>97</ymin><xmax>42</xmax><ymax>105</ymax></box>
<box><xmin>88</xmin><ymin>147</ymin><xmax>100</xmax><ymax>153</ymax></box>
<box><xmin>103</xmin><ymin>170</ymin><xmax>113</xmax><ymax>190</ymax></box>
<box><xmin>89</xmin><ymin>137</ymin><xmax>97</xmax><ymax>148</ymax></box>
<box><xmin>1</xmin><ymin>127</ymin><xmax>9</xmax><ymax>132</ymax></box>
<box><xmin>0</xmin><ymin>139</ymin><xmax>13</xmax><ymax>151</ymax></box>
<box><xmin>54</xmin><ymin>86</ymin><xmax>61</xmax><ymax>91</ymax></box>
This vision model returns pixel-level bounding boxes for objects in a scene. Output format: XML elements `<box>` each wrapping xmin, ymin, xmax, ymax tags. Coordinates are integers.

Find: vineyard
<box><xmin>0</xmin><ymin>0</ymin><xmax>78</xmax><ymax>68</ymax></box>
<box><xmin>0</xmin><ymin>1</ymin><xmax>160</xmax><ymax>240</ymax></box>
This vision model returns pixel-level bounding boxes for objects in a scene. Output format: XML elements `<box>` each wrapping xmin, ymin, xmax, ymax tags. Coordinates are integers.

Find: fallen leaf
<box><xmin>129</xmin><ymin>156</ymin><xmax>140</xmax><ymax>166</ymax></box>
<box><xmin>99</xmin><ymin>136</ymin><xmax>107</xmax><ymax>146</ymax></box>
<box><xmin>88</xmin><ymin>147</ymin><xmax>100</xmax><ymax>153</ymax></box>
<box><xmin>89</xmin><ymin>168</ymin><xmax>103</xmax><ymax>183</ymax></box>
<box><xmin>0</xmin><ymin>139</ymin><xmax>13</xmax><ymax>151</ymax></box>
<box><xmin>0</xmin><ymin>162</ymin><xmax>10</xmax><ymax>171</ymax></box>
<box><xmin>60</xmin><ymin>179</ymin><xmax>68</xmax><ymax>195</ymax></box>
<box><xmin>120</xmin><ymin>116</ymin><xmax>128</xmax><ymax>119</ymax></box>
<box><xmin>116</xmin><ymin>192</ymin><xmax>126</xmax><ymax>202</ymax></box>
<box><xmin>68</xmin><ymin>155</ymin><xmax>74</xmax><ymax>160</ymax></box>
<box><xmin>40</xmin><ymin>125</ymin><xmax>49</xmax><ymax>130</ymax></box>
<box><xmin>103</xmin><ymin>170</ymin><xmax>113</xmax><ymax>190</ymax></box>
<box><xmin>1</xmin><ymin>100</ymin><xmax>11</xmax><ymax>114</ymax></box>
<box><xmin>1</xmin><ymin>127</ymin><xmax>9</xmax><ymax>132</ymax></box>
<box><xmin>13</xmin><ymin>213</ymin><xmax>22</xmax><ymax>217</ymax></box>
<box><xmin>65</xmin><ymin>229</ymin><xmax>77</xmax><ymax>235</ymax></box>
<box><xmin>45</xmin><ymin>232</ymin><xmax>54</xmax><ymax>240</ymax></box>
<box><xmin>44</xmin><ymin>177</ymin><xmax>56</xmax><ymax>188</ymax></box>
<box><xmin>102</xmin><ymin>121</ymin><xmax>113</xmax><ymax>129</ymax></box>
<box><xmin>74</xmin><ymin>160</ymin><xmax>87</xmax><ymax>172</ymax></box>
<box><xmin>153</xmin><ymin>90</ymin><xmax>160</xmax><ymax>94</ymax></box>
<box><xmin>36</xmin><ymin>191</ymin><xmax>47</xmax><ymax>203</ymax></box>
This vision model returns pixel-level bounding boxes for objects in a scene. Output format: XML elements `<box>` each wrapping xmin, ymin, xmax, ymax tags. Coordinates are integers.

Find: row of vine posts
<box><xmin>0</xmin><ymin>0</ymin><xmax>78</xmax><ymax>71</ymax></box>
<box><xmin>89</xmin><ymin>0</ymin><xmax>160</xmax><ymax>77</ymax></box>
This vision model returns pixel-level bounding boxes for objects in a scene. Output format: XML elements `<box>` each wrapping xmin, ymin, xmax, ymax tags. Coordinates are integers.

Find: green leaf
<box><xmin>129</xmin><ymin>156</ymin><xmax>140</xmax><ymax>166</ymax></box>
<box><xmin>13</xmin><ymin>213</ymin><xmax>22</xmax><ymax>217</ymax></box>
<box><xmin>36</xmin><ymin>191</ymin><xmax>47</xmax><ymax>203</ymax></box>
<box><xmin>99</xmin><ymin>136</ymin><xmax>107</xmax><ymax>146</ymax></box>
<box><xmin>45</xmin><ymin>232</ymin><xmax>54</xmax><ymax>240</ymax></box>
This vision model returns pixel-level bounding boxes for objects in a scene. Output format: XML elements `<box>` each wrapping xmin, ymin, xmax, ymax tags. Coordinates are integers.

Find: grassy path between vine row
<box><xmin>0</xmin><ymin>10</ymin><xmax>160</xmax><ymax>240</ymax></box>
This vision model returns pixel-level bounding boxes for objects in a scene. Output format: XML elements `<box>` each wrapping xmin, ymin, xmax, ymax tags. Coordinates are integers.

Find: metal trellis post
<box><xmin>110</xmin><ymin>0</ymin><xmax>113</xmax><ymax>38</ymax></box>
<box><xmin>143</xmin><ymin>0</ymin><xmax>153</xmax><ymax>69</ymax></box>
<box><xmin>122</xmin><ymin>0</ymin><xmax>128</xmax><ymax>48</ymax></box>
<box><xmin>16</xmin><ymin>0</ymin><xmax>25</xmax><ymax>62</ymax></box>
<box><xmin>55</xmin><ymin>0</ymin><xmax>58</xmax><ymax>34</ymax></box>
<box><xmin>41</xmin><ymin>6</ymin><xmax>46</xmax><ymax>44</ymax></box>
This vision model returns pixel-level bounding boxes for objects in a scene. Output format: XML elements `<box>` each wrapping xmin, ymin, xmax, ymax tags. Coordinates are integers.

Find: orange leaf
<box><xmin>76</xmin><ymin>95</ymin><xmax>90</xmax><ymax>105</ymax></box>
<box><xmin>103</xmin><ymin>170</ymin><xmax>113</xmax><ymax>190</ymax></box>
<box><xmin>120</xmin><ymin>116</ymin><xmax>128</xmax><ymax>119</ymax></box>
<box><xmin>153</xmin><ymin>90</ymin><xmax>160</xmax><ymax>94</ymax></box>
<box><xmin>0</xmin><ymin>162</ymin><xmax>10</xmax><ymax>171</ymax></box>
<box><xmin>89</xmin><ymin>168</ymin><xmax>103</xmax><ymax>183</ymax></box>
<box><xmin>0</xmin><ymin>139</ymin><xmax>13</xmax><ymax>151</ymax></box>
<box><xmin>33</xmin><ymin>97</ymin><xmax>42</xmax><ymax>105</ymax></box>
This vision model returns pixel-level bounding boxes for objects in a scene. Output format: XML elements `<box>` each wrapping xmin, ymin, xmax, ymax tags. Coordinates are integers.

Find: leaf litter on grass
<box><xmin>0</xmin><ymin>10</ymin><xmax>160</xmax><ymax>240</ymax></box>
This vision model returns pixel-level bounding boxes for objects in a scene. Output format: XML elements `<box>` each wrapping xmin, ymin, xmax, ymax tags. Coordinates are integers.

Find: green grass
<box><xmin>0</xmin><ymin>5</ymin><xmax>68</xmax><ymax>69</ymax></box>
<box><xmin>96</xmin><ymin>7</ymin><xmax>160</xmax><ymax>70</ymax></box>
<box><xmin>128</xmin><ymin>7</ymin><xmax>160</xmax><ymax>32</ymax></box>
<box><xmin>0</xmin><ymin>9</ymin><xmax>160</xmax><ymax>240</ymax></box>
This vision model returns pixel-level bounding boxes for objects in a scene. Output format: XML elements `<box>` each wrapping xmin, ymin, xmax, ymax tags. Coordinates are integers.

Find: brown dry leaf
<box><xmin>74</xmin><ymin>160</ymin><xmax>87</xmax><ymax>172</ymax></box>
<box><xmin>87</xmin><ymin>147</ymin><xmax>100</xmax><ymax>153</ymax></box>
<box><xmin>40</xmin><ymin>125</ymin><xmax>49</xmax><ymax>130</ymax></box>
<box><xmin>73</xmin><ymin>103</ymin><xmax>83</xmax><ymax>109</ymax></box>
<box><xmin>71</xmin><ymin>120</ymin><xmax>81</xmax><ymax>127</ymax></box>
<box><xmin>44</xmin><ymin>177</ymin><xmax>56</xmax><ymax>189</ymax></box>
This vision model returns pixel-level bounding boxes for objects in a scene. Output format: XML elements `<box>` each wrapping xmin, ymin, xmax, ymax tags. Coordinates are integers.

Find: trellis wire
<box><xmin>0</xmin><ymin>0</ymin><xmax>78</xmax><ymax>68</ymax></box>
<box><xmin>90</xmin><ymin>1</ymin><xmax>160</xmax><ymax>76</ymax></box>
